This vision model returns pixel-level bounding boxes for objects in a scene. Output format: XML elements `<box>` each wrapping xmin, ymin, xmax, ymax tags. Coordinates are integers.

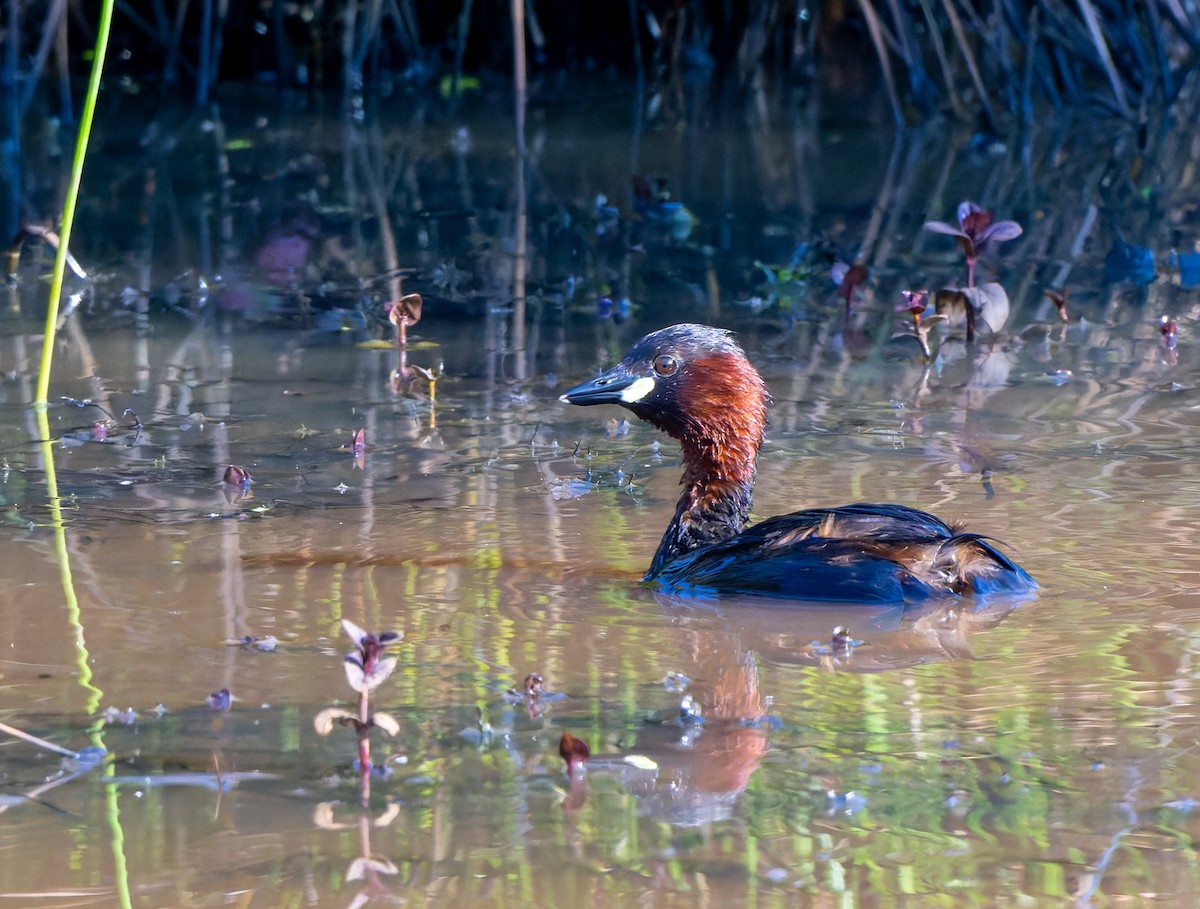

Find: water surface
<box><xmin>3</xmin><ymin>84</ymin><xmax>1200</xmax><ymax>906</ymax></box>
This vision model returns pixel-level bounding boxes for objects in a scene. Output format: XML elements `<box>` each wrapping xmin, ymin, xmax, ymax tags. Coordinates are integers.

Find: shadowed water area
<box><xmin>4</xmin><ymin>83</ymin><xmax>1200</xmax><ymax>906</ymax></box>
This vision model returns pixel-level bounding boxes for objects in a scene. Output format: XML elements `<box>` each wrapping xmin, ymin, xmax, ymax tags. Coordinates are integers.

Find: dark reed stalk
<box><xmin>147</xmin><ymin>0</ymin><xmax>174</xmax><ymax>83</ymax></box>
<box><xmin>18</xmin><ymin>0</ymin><xmax>65</xmax><ymax>115</ymax></box>
<box><xmin>1</xmin><ymin>0</ymin><xmax>17</xmax><ymax>239</ymax></box>
<box><xmin>350</xmin><ymin>0</ymin><xmax>384</xmax><ymax>87</ymax></box>
<box><xmin>1145</xmin><ymin>0</ymin><xmax>1174</xmax><ymax>103</ymax></box>
<box><xmin>343</xmin><ymin>0</ymin><xmax>360</xmax><ymax>91</ymax></box>
<box><xmin>387</xmin><ymin>0</ymin><xmax>422</xmax><ymax>65</ymax></box>
<box><xmin>1077</xmin><ymin>0</ymin><xmax>1132</xmax><ymax>117</ymax></box>
<box><xmin>207</xmin><ymin>0</ymin><xmax>228</xmax><ymax>101</ymax></box>
<box><xmin>196</xmin><ymin>0</ymin><xmax>212</xmax><ymax>103</ymax></box>
<box><xmin>855</xmin><ymin>0</ymin><xmax>904</xmax><ymax>125</ymax></box>
<box><xmin>511</xmin><ymin>0</ymin><xmax>528</xmax><ymax>381</ymax></box>
<box><xmin>9</xmin><ymin>1</ymin><xmax>1198</xmax><ymax>157</ymax></box>
<box><xmin>916</xmin><ymin>0</ymin><xmax>964</xmax><ymax>115</ymax></box>
<box><xmin>940</xmin><ymin>0</ymin><xmax>998</xmax><ymax>131</ymax></box>
<box><xmin>452</xmin><ymin>0</ymin><xmax>475</xmax><ymax>101</ymax></box>
<box><xmin>1020</xmin><ymin>6</ymin><xmax>1039</xmax><ymax>125</ymax></box>
<box><xmin>170</xmin><ymin>0</ymin><xmax>194</xmax><ymax>85</ymax></box>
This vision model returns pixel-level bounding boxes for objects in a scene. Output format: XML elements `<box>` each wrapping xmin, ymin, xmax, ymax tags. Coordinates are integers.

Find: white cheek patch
<box><xmin>619</xmin><ymin>376</ymin><xmax>657</xmax><ymax>403</ymax></box>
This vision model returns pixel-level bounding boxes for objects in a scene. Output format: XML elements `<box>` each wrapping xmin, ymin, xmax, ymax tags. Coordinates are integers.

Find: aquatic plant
<box><xmin>896</xmin><ymin>289</ymin><xmax>944</xmax><ymax>363</ymax></box>
<box><xmin>832</xmin><ymin>261</ymin><xmax>869</xmax><ymax>312</ymax></box>
<box><xmin>315</xmin><ymin>620</ymin><xmax>402</xmax><ymax>805</ymax></box>
<box><xmin>1043</xmin><ymin>288</ymin><xmax>1070</xmax><ymax>324</ymax></box>
<box><xmin>309</xmin><ymin>621</ymin><xmax>404</xmax><ymax>900</ymax></box>
<box><xmin>751</xmin><ymin>243</ymin><xmax>826</xmax><ymax>315</ymax></box>
<box><xmin>933</xmin><ymin>283</ymin><xmax>1012</xmax><ymax>341</ymax></box>
<box><xmin>923</xmin><ymin>201</ymin><xmax>1022</xmax><ymax>288</ymax></box>
<box><xmin>1161</xmin><ymin>314</ymin><xmax>1178</xmax><ymax>350</ymax></box>
<box><xmin>388</xmin><ymin>292</ymin><xmax>423</xmax><ymax>395</ymax></box>
<box><xmin>558</xmin><ymin>730</ymin><xmax>589</xmax><ymax>777</ymax></box>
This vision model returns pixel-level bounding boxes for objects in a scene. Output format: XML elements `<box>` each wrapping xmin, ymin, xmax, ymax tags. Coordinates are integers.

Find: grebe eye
<box><xmin>653</xmin><ymin>354</ymin><xmax>678</xmax><ymax>377</ymax></box>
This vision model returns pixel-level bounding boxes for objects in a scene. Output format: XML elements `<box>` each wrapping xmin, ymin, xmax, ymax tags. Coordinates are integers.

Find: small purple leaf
<box><xmin>344</xmin><ymin>655</ymin><xmax>367</xmax><ymax>692</ymax></box>
<box><xmin>371</xmin><ymin>711</ymin><xmax>400</xmax><ymax>736</ymax></box>
<box><xmin>983</xmin><ymin>220</ymin><xmax>1023</xmax><ymax>243</ymax></box>
<box><xmin>314</xmin><ymin>707</ymin><xmax>356</xmax><ymax>735</ymax></box>
<box><xmin>361</xmin><ymin>655</ymin><xmax>397</xmax><ymax>692</ymax></box>
<box><xmin>341</xmin><ymin>618</ymin><xmax>368</xmax><ymax>648</ymax></box>
<box><xmin>922</xmin><ymin>220</ymin><xmax>966</xmax><ymax>237</ymax></box>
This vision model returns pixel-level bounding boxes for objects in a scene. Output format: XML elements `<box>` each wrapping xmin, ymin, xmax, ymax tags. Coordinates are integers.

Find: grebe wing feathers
<box><xmin>647</xmin><ymin>502</ymin><xmax>1035</xmax><ymax>603</ymax></box>
<box><xmin>650</xmin><ymin>536</ymin><xmax>931</xmax><ymax>603</ymax></box>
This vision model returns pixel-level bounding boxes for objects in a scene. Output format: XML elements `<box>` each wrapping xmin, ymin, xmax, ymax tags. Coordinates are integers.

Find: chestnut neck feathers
<box><xmin>558</xmin><ymin>324</ymin><xmax>769</xmax><ymax>575</ymax></box>
<box><xmin>643</xmin><ymin>347</ymin><xmax>768</xmax><ymax>575</ymax></box>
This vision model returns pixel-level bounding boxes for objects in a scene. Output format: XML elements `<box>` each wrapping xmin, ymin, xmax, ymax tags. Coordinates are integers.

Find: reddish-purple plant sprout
<box><xmin>315</xmin><ymin>620</ymin><xmax>402</xmax><ymax>794</ymax></box>
<box><xmin>558</xmin><ymin>731</ymin><xmax>590</xmax><ymax>778</ymax></box>
<box><xmin>558</xmin><ymin>730</ymin><xmax>591</xmax><ymax>813</ymax></box>
<box><xmin>388</xmin><ymin>292</ymin><xmax>423</xmax><ymax>395</ymax></box>
<box><xmin>1044</xmin><ymin>288</ymin><xmax>1070</xmax><ymax>324</ymax></box>
<box><xmin>341</xmin><ymin>620</ymin><xmax>400</xmax><ymax>697</ymax></box>
<box><xmin>1161</xmin><ymin>315</ymin><xmax>1179</xmax><ymax>350</ymax></box>
<box><xmin>222</xmin><ymin>464</ymin><xmax>254</xmax><ymax>505</ymax></box>
<box><xmin>897</xmin><ymin>289</ymin><xmax>929</xmax><ymax>318</ymax></box>
<box><xmin>832</xmin><ymin>261</ymin><xmax>869</xmax><ymax>313</ymax></box>
<box><xmin>923</xmin><ymin>201</ymin><xmax>1022</xmax><ymax>288</ymax></box>
<box><xmin>895</xmin><ymin>289</ymin><xmax>945</xmax><ymax>362</ymax></box>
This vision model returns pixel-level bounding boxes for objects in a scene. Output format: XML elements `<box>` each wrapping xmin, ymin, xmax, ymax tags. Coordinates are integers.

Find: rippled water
<box><xmin>3</xmin><ymin>84</ymin><xmax>1200</xmax><ymax>906</ymax></box>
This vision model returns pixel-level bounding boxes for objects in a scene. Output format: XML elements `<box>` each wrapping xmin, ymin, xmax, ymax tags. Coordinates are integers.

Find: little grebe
<box><xmin>560</xmin><ymin>323</ymin><xmax>1036</xmax><ymax>603</ymax></box>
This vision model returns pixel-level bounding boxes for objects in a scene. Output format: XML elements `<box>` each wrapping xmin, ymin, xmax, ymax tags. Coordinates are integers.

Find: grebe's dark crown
<box><xmin>627</xmin><ymin>323</ymin><xmax>744</xmax><ymax>360</ymax></box>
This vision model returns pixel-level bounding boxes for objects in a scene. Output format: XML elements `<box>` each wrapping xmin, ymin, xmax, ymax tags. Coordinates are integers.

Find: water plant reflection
<box><xmin>312</xmin><ymin>802</ymin><xmax>402</xmax><ymax>908</ymax></box>
<box><xmin>556</xmin><ymin>640</ymin><xmax>769</xmax><ymax>827</ymax></box>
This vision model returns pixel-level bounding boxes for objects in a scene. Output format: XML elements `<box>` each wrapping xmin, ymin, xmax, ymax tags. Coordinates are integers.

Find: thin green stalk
<box><xmin>35</xmin><ymin>0</ymin><xmax>115</xmax><ymax>407</ymax></box>
<box><xmin>30</xmin><ymin>10</ymin><xmax>126</xmax><ymax>891</ymax></box>
<box><xmin>104</xmin><ymin>770</ymin><xmax>133</xmax><ymax>909</ymax></box>
<box><xmin>38</xmin><ymin>394</ymin><xmax>128</xmax><ymax>909</ymax></box>
<box><xmin>35</xmin><ymin>409</ymin><xmax>102</xmax><ymax>712</ymax></box>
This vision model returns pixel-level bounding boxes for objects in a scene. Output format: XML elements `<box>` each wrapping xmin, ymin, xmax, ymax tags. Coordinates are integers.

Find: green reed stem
<box><xmin>104</xmin><ymin>766</ymin><xmax>133</xmax><ymax>909</ymax></box>
<box><xmin>38</xmin><ymin>399</ymin><xmax>129</xmax><ymax>909</ymax></box>
<box><xmin>35</xmin><ymin>408</ymin><xmax>102</xmax><ymax>713</ymax></box>
<box><xmin>34</xmin><ymin>0</ymin><xmax>115</xmax><ymax>407</ymax></box>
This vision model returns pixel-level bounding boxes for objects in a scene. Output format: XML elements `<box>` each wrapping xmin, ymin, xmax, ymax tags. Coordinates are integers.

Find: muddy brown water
<box><xmin>3</xmin><ymin>84</ymin><xmax>1200</xmax><ymax>906</ymax></box>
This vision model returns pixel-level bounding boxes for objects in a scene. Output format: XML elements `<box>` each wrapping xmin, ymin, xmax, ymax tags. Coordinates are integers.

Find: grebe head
<box><xmin>560</xmin><ymin>324</ymin><xmax>768</xmax><ymax>443</ymax></box>
<box><xmin>561</xmin><ymin>324</ymin><xmax>769</xmax><ymax>565</ymax></box>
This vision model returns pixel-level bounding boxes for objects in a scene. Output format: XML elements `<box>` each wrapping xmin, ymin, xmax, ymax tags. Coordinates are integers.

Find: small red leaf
<box><xmin>559</xmin><ymin>731</ymin><xmax>590</xmax><ymax>775</ymax></box>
